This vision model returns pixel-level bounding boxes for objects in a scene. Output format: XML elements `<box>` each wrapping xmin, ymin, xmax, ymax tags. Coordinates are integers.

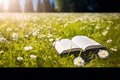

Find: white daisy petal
<box><xmin>30</xmin><ymin>54</ymin><xmax>37</xmax><ymax>59</ymax></box>
<box><xmin>74</xmin><ymin>57</ymin><xmax>85</xmax><ymax>66</ymax></box>
<box><xmin>24</xmin><ymin>46</ymin><xmax>33</xmax><ymax>51</ymax></box>
<box><xmin>98</xmin><ymin>50</ymin><xmax>109</xmax><ymax>58</ymax></box>
<box><xmin>17</xmin><ymin>57</ymin><xmax>23</xmax><ymax>61</ymax></box>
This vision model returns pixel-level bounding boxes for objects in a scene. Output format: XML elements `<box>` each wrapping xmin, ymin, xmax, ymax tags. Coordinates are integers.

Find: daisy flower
<box><xmin>24</xmin><ymin>46</ymin><xmax>33</xmax><ymax>51</ymax></box>
<box><xmin>107</xmin><ymin>39</ymin><xmax>112</xmax><ymax>43</ymax></box>
<box><xmin>0</xmin><ymin>37</ymin><xmax>7</xmax><ymax>42</ymax></box>
<box><xmin>110</xmin><ymin>48</ymin><xmax>117</xmax><ymax>52</ymax></box>
<box><xmin>12</xmin><ymin>33</ymin><xmax>18</xmax><ymax>40</ymax></box>
<box><xmin>102</xmin><ymin>31</ymin><xmax>108</xmax><ymax>36</ymax></box>
<box><xmin>17</xmin><ymin>57</ymin><xmax>23</xmax><ymax>61</ymax></box>
<box><xmin>98</xmin><ymin>50</ymin><xmax>109</xmax><ymax>58</ymax></box>
<box><xmin>7</xmin><ymin>28</ymin><xmax>12</xmax><ymax>32</ymax></box>
<box><xmin>0</xmin><ymin>50</ymin><xmax>5</xmax><ymax>54</ymax></box>
<box><xmin>73</xmin><ymin>57</ymin><xmax>85</xmax><ymax>66</ymax></box>
<box><xmin>49</xmin><ymin>38</ymin><xmax>54</xmax><ymax>42</ymax></box>
<box><xmin>25</xmin><ymin>35</ymin><xmax>29</xmax><ymax>38</ymax></box>
<box><xmin>30</xmin><ymin>54</ymin><xmax>37</xmax><ymax>59</ymax></box>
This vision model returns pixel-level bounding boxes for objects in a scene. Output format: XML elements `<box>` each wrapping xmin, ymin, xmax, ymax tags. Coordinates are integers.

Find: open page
<box><xmin>72</xmin><ymin>36</ymin><xmax>103</xmax><ymax>51</ymax></box>
<box><xmin>54</xmin><ymin>39</ymin><xmax>81</xmax><ymax>54</ymax></box>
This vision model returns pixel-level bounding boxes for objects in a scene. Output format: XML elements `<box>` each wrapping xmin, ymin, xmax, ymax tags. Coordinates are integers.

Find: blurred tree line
<box><xmin>55</xmin><ymin>0</ymin><xmax>120</xmax><ymax>12</ymax></box>
<box><xmin>0</xmin><ymin>0</ymin><xmax>120</xmax><ymax>12</ymax></box>
<box><xmin>0</xmin><ymin>0</ymin><xmax>56</xmax><ymax>12</ymax></box>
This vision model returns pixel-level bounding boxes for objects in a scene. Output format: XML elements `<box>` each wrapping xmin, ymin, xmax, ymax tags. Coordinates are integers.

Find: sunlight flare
<box><xmin>0</xmin><ymin>0</ymin><xmax>9</xmax><ymax>11</ymax></box>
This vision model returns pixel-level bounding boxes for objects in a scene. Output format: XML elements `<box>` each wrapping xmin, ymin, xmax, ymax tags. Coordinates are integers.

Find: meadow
<box><xmin>0</xmin><ymin>13</ymin><xmax>120</xmax><ymax>67</ymax></box>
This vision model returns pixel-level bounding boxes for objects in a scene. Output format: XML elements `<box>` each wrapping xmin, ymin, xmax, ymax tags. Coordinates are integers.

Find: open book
<box><xmin>53</xmin><ymin>36</ymin><xmax>106</xmax><ymax>55</ymax></box>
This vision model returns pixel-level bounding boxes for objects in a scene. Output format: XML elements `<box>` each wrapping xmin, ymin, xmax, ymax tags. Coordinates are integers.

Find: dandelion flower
<box><xmin>12</xmin><ymin>33</ymin><xmax>18</xmax><ymax>40</ymax></box>
<box><xmin>73</xmin><ymin>57</ymin><xmax>85</xmax><ymax>66</ymax></box>
<box><xmin>30</xmin><ymin>54</ymin><xmax>37</xmax><ymax>59</ymax></box>
<box><xmin>24</xmin><ymin>46</ymin><xmax>33</xmax><ymax>51</ymax></box>
<box><xmin>98</xmin><ymin>50</ymin><xmax>109</xmax><ymax>58</ymax></box>
<box><xmin>17</xmin><ymin>57</ymin><xmax>23</xmax><ymax>61</ymax></box>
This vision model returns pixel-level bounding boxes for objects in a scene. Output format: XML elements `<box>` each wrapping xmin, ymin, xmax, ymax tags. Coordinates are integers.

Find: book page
<box><xmin>72</xmin><ymin>36</ymin><xmax>101</xmax><ymax>51</ymax></box>
<box><xmin>54</xmin><ymin>39</ymin><xmax>81</xmax><ymax>54</ymax></box>
<box><xmin>54</xmin><ymin>41</ymin><xmax>64</xmax><ymax>54</ymax></box>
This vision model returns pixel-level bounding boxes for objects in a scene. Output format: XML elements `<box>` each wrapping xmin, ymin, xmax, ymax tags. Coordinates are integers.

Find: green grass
<box><xmin>0</xmin><ymin>13</ymin><xmax>120</xmax><ymax>67</ymax></box>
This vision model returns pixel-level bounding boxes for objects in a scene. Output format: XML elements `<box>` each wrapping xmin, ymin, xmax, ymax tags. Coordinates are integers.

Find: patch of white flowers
<box><xmin>12</xmin><ymin>33</ymin><xmax>18</xmax><ymax>40</ymax></box>
<box><xmin>0</xmin><ymin>37</ymin><xmax>7</xmax><ymax>42</ymax></box>
<box><xmin>24</xmin><ymin>46</ymin><xmax>33</xmax><ymax>51</ymax></box>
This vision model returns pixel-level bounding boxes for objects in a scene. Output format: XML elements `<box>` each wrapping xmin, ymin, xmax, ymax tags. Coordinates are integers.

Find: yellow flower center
<box><xmin>101</xmin><ymin>52</ymin><xmax>106</xmax><ymax>56</ymax></box>
<box><xmin>77</xmin><ymin>60</ymin><xmax>81</xmax><ymax>64</ymax></box>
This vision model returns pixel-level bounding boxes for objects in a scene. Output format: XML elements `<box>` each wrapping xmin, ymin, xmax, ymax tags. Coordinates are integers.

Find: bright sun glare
<box><xmin>0</xmin><ymin>0</ymin><xmax>9</xmax><ymax>11</ymax></box>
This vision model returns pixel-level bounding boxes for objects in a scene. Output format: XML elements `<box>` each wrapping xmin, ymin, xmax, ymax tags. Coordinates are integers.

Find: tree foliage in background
<box><xmin>43</xmin><ymin>0</ymin><xmax>51</xmax><ymax>12</ymax></box>
<box><xmin>25</xmin><ymin>0</ymin><xmax>34</xmax><ymax>12</ymax></box>
<box><xmin>55</xmin><ymin>0</ymin><xmax>88</xmax><ymax>12</ymax></box>
<box><xmin>13</xmin><ymin>0</ymin><xmax>21</xmax><ymax>12</ymax></box>
<box><xmin>55</xmin><ymin>0</ymin><xmax>120</xmax><ymax>12</ymax></box>
<box><xmin>8</xmin><ymin>0</ymin><xmax>21</xmax><ymax>12</ymax></box>
<box><xmin>50</xmin><ymin>2</ymin><xmax>56</xmax><ymax>12</ymax></box>
<box><xmin>37</xmin><ymin>0</ymin><xmax>43</xmax><ymax>12</ymax></box>
<box><xmin>0</xmin><ymin>3</ymin><xmax>4</xmax><ymax>12</ymax></box>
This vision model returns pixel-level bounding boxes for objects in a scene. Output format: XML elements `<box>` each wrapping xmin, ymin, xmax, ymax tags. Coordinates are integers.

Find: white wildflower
<box><xmin>64</xmin><ymin>23</ymin><xmax>69</xmax><ymax>28</ymax></box>
<box><xmin>38</xmin><ymin>34</ymin><xmax>46</xmax><ymax>38</ymax></box>
<box><xmin>73</xmin><ymin>57</ymin><xmax>85</xmax><ymax>66</ymax></box>
<box><xmin>7</xmin><ymin>28</ymin><xmax>12</xmax><ymax>32</ymax></box>
<box><xmin>25</xmin><ymin>35</ymin><xmax>29</xmax><ymax>38</ymax></box>
<box><xmin>17</xmin><ymin>57</ymin><xmax>23</xmax><ymax>61</ymax></box>
<box><xmin>24</xmin><ymin>46</ymin><xmax>33</xmax><ymax>51</ymax></box>
<box><xmin>110</xmin><ymin>48</ymin><xmax>117</xmax><ymax>52</ymax></box>
<box><xmin>102</xmin><ymin>31</ymin><xmax>108</xmax><ymax>36</ymax></box>
<box><xmin>49</xmin><ymin>38</ymin><xmax>54</xmax><ymax>42</ymax></box>
<box><xmin>98</xmin><ymin>50</ymin><xmax>109</xmax><ymax>58</ymax></box>
<box><xmin>95</xmin><ymin>26</ymin><xmax>100</xmax><ymax>29</ymax></box>
<box><xmin>30</xmin><ymin>54</ymin><xmax>37</xmax><ymax>59</ymax></box>
<box><xmin>32</xmin><ymin>29</ymin><xmax>40</xmax><ymax>37</ymax></box>
<box><xmin>32</xmin><ymin>31</ymin><xmax>40</xmax><ymax>37</ymax></box>
<box><xmin>0</xmin><ymin>50</ymin><xmax>5</xmax><ymax>54</ymax></box>
<box><xmin>56</xmin><ymin>37</ymin><xmax>61</xmax><ymax>41</ymax></box>
<box><xmin>107</xmin><ymin>39</ymin><xmax>112</xmax><ymax>43</ymax></box>
<box><xmin>106</xmin><ymin>27</ymin><xmax>110</xmax><ymax>30</ymax></box>
<box><xmin>47</xmin><ymin>34</ymin><xmax>53</xmax><ymax>38</ymax></box>
<box><xmin>0</xmin><ymin>37</ymin><xmax>6</xmax><ymax>42</ymax></box>
<box><xmin>12</xmin><ymin>33</ymin><xmax>18</xmax><ymax>40</ymax></box>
